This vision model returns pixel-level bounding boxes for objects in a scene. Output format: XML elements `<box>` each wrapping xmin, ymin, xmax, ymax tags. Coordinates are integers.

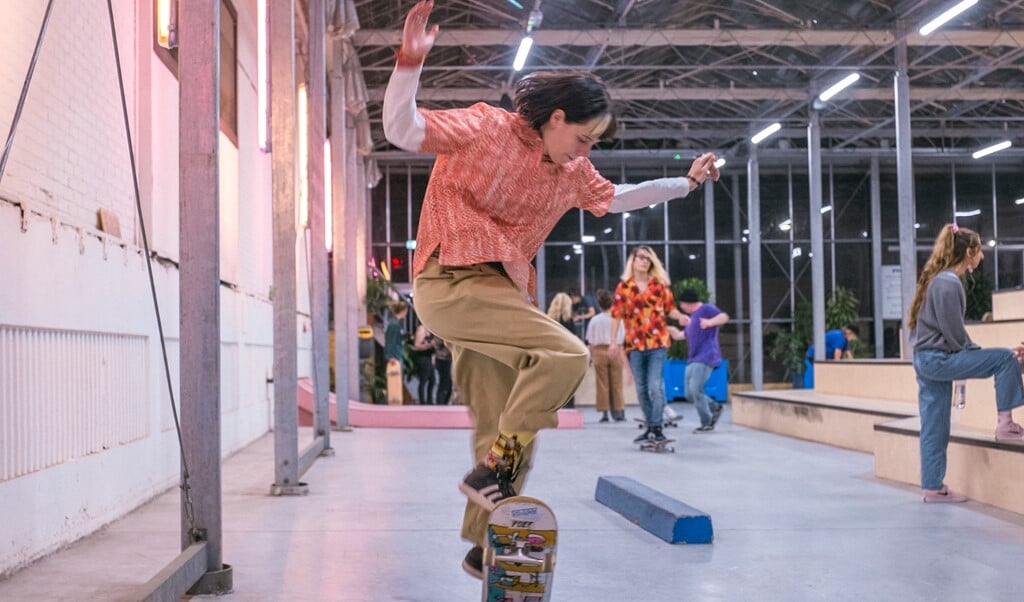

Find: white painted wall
<box><xmin>0</xmin><ymin>0</ymin><xmax>312</xmax><ymax>575</ymax></box>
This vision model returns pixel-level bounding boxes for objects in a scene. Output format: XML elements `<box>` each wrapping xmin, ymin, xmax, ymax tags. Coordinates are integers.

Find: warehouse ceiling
<box><xmin>346</xmin><ymin>0</ymin><xmax>1024</xmax><ymax>160</ymax></box>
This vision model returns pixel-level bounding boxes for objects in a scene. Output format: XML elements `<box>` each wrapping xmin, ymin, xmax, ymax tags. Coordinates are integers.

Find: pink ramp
<box><xmin>297</xmin><ymin>378</ymin><xmax>583</xmax><ymax>429</ymax></box>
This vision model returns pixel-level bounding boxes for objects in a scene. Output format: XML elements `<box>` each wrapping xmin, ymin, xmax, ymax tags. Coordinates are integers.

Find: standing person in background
<box><xmin>547</xmin><ymin>292</ymin><xmax>577</xmax><ymax>408</ymax></box>
<box><xmin>586</xmin><ymin>289</ymin><xmax>625</xmax><ymax>423</ymax></box>
<box><xmin>411</xmin><ymin>323</ymin><xmax>437</xmax><ymax>404</ymax></box>
<box><xmin>806</xmin><ymin>324</ymin><xmax>860</xmax><ymax>361</ymax></box>
<box><xmin>908</xmin><ymin>223</ymin><xmax>1024</xmax><ymax>503</ymax></box>
<box><xmin>609</xmin><ymin>246</ymin><xmax>687</xmax><ymax>444</ymax></box>
<box><xmin>669</xmin><ymin>288</ymin><xmax>730</xmax><ymax>433</ymax></box>
<box><xmin>433</xmin><ymin>334</ymin><xmax>453</xmax><ymax>405</ymax></box>
<box><xmin>570</xmin><ymin>289</ymin><xmax>597</xmax><ymax>339</ymax></box>
<box><xmin>384</xmin><ymin>300</ymin><xmax>409</xmax><ymax>365</ymax></box>
<box><xmin>384</xmin><ymin>0</ymin><xmax>718</xmax><ymax>579</ymax></box>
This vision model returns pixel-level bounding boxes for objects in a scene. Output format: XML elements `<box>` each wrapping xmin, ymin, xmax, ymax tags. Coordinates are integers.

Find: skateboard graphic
<box><xmin>483</xmin><ymin>496</ymin><xmax>557</xmax><ymax>602</ymax></box>
<box><xmin>637</xmin><ymin>437</ymin><xmax>676</xmax><ymax>453</ymax></box>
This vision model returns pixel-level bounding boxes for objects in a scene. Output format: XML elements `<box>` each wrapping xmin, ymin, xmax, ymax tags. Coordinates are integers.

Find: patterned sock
<box><xmin>483</xmin><ymin>431</ymin><xmax>533</xmax><ymax>470</ymax></box>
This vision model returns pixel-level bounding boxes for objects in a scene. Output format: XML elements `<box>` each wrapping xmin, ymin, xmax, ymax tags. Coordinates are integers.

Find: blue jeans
<box><xmin>628</xmin><ymin>348</ymin><xmax>667</xmax><ymax>428</ymax></box>
<box><xmin>913</xmin><ymin>347</ymin><xmax>1024</xmax><ymax>490</ymax></box>
<box><xmin>686</xmin><ymin>361</ymin><xmax>718</xmax><ymax>426</ymax></box>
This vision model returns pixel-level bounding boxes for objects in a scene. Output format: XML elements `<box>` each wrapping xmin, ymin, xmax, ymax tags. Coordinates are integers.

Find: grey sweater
<box><xmin>912</xmin><ymin>270</ymin><xmax>977</xmax><ymax>352</ymax></box>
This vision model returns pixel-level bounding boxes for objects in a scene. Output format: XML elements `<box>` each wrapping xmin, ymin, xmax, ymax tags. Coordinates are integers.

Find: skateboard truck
<box><xmin>494</xmin><ymin>533</ymin><xmax>544</xmax><ymax>566</ymax></box>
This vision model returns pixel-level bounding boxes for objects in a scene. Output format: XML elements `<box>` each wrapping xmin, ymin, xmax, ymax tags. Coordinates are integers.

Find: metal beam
<box><xmin>353</xmin><ymin>28</ymin><xmax>1024</xmax><ymax>48</ymax></box>
<box><xmin>365</xmin><ymin>86</ymin><xmax>1024</xmax><ymax>103</ymax></box>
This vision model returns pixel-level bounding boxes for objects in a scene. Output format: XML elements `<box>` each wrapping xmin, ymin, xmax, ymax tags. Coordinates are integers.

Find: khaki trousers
<box><xmin>590</xmin><ymin>344</ymin><xmax>624</xmax><ymax>413</ymax></box>
<box><xmin>413</xmin><ymin>257</ymin><xmax>589</xmax><ymax>546</ymax></box>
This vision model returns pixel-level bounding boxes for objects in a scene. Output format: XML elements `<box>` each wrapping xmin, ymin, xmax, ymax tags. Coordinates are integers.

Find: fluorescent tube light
<box><xmin>751</xmin><ymin>122</ymin><xmax>782</xmax><ymax>144</ymax></box>
<box><xmin>919</xmin><ymin>0</ymin><xmax>979</xmax><ymax>36</ymax></box>
<box><xmin>820</xmin><ymin>205</ymin><xmax>833</xmax><ymax>214</ymax></box>
<box><xmin>581</xmin><ymin>235</ymin><xmax>596</xmax><ymax>243</ymax></box>
<box><xmin>818</xmin><ymin>73</ymin><xmax>861</xmax><ymax>102</ymax></box>
<box><xmin>971</xmin><ymin>140</ymin><xmax>1011</xmax><ymax>159</ymax></box>
<box><xmin>713</xmin><ymin>158</ymin><xmax>726</xmax><ymax>168</ymax></box>
<box><xmin>954</xmin><ymin>209</ymin><xmax>981</xmax><ymax>217</ymax></box>
<box><xmin>1015</xmin><ymin>197</ymin><xmax>1024</xmax><ymax>205</ymax></box>
<box><xmin>513</xmin><ymin>36</ymin><xmax>533</xmax><ymax>71</ymax></box>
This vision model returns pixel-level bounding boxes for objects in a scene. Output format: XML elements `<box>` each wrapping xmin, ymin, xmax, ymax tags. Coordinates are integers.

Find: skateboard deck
<box><xmin>483</xmin><ymin>496</ymin><xmax>557</xmax><ymax>602</ymax></box>
<box><xmin>385</xmin><ymin>359</ymin><xmax>402</xmax><ymax>405</ymax></box>
<box><xmin>638</xmin><ymin>438</ymin><xmax>676</xmax><ymax>453</ymax></box>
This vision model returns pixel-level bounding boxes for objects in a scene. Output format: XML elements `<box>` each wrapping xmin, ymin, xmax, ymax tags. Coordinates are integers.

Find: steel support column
<box><xmin>808</xmin><ymin>111</ymin><xmax>825</xmax><ymax>362</ymax></box>
<box><xmin>177</xmin><ymin>0</ymin><xmax>231</xmax><ymax>591</ymax></box>
<box><xmin>870</xmin><ymin>156</ymin><xmax>883</xmax><ymax>357</ymax></box>
<box><xmin>307</xmin><ymin>0</ymin><xmax>333</xmax><ymax>451</ymax></box>
<box><xmin>269</xmin><ymin>0</ymin><xmax>307</xmax><ymax>496</ymax></box>
<box><xmin>747</xmin><ymin>146</ymin><xmax>763</xmax><ymax>389</ymax></box>
<box><xmin>894</xmin><ymin>20</ymin><xmax>917</xmax><ymax>358</ymax></box>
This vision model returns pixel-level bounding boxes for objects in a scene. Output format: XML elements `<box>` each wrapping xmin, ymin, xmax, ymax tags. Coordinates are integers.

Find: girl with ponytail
<box><xmin>909</xmin><ymin>223</ymin><xmax>1024</xmax><ymax>503</ymax></box>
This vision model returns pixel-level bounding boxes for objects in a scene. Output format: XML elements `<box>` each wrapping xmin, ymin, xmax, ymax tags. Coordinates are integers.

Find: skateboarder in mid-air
<box><xmin>383</xmin><ymin>0</ymin><xmax>720</xmax><ymax>578</ymax></box>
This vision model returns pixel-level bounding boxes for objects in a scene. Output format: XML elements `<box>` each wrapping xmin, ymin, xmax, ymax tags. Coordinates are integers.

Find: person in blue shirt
<box><xmin>806</xmin><ymin>324</ymin><xmax>859</xmax><ymax>361</ymax></box>
<box><xmin>669</xmin><ymin>288</ymin><xmax>730</xmax><ymax>432</ymax></box>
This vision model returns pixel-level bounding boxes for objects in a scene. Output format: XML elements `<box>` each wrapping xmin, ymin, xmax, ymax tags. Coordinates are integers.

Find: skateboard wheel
<box><xmin>542</xmin><ymin>553</ymin><xmax>555</xmax><ymax>573</ymax></box>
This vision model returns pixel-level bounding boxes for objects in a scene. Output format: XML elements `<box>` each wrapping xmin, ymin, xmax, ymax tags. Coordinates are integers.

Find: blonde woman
<box><xmin>609</xmin><ymin>246</ymin><xmax>686</xmax><ymax>443</ymax></box>
<box><xmin>908</xmin><ymin>223</ymin><xmax>1024</xmax><ymax>503</ymax></box>
<box><xmin>547</xmin><ymin>292</ymin><xmax>577</xmax><ymax>407</ymax></box>
<box><xmin>547</xmin><ymin>292</ymin><xmax>575</xmax><ymax>331</ymax></box>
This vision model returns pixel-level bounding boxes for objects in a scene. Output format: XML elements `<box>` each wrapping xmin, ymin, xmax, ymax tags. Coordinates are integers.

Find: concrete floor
<box><xmin>2</xmin><ymin>402</ymin><xmax>1024</xmax><ymax>601</ymax></box>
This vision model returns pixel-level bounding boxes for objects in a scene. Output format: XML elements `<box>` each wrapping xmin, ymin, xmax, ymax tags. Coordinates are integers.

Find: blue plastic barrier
<box><xmin>663</xmin><ymin>359</ymin><xmax>729</xmax><ymax>402</ymax></box>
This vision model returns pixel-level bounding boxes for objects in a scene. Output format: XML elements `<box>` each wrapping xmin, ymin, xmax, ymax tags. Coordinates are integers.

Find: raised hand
<box><xmin>402</xmin><ymin>1</ymin><xmax>440</xmax><ymax>63</ymax></box>
<box><xmin>687</xmin><ymin>152</ymin><xmax>721</xmax><ymax>186</ymax></box>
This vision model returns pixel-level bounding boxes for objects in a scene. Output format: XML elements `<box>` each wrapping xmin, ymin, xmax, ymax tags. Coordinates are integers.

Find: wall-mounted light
<box><xmin>971</xmin><ymin>140</ymin><xmax>1011</xmax><ymax>159</ymax></box>
<box><xmin>1015</xmin><ymin>197</ymin><xmax>1024</xmax><ymax>205</ymax></box>
<box><xmin>324</xmin><ymin>139</ymin><xmax>332</xmax><ymax>250</ymax></box>
<box><xmin>778</xmin><ymin>219</ymin><xmax>792</xmax><ymax>232</ymax></box>
<box><xmin>713</xmin><ymin>157</ymin><xmax>726</xmax><ymax>169</ymax></box>
<box><xmin>297</xmin><ymin>84</ymin><xmax>309</xmax><ymax>228</ymax></box>
<box><xmin>581</xmin><ymin>235</ymin><xmax>596</xmax><ymax>243</ymax></box>
<box><xmin>257</xmin><ymin>0</ymin><xmax>269</xmax><ymax>151</ymax></box>
<box><xmin>156</xmin><ymin>0</ymin><xmax>177</xmax><ymax>49</ymax></box>
<box><xmin>751</xmin><ymin>122</ymin><xmax>782</xmax><ymax>145</ymax></box>
<box><xmin>953</xmin><ymin>209</ymin><xmax>981</xmax><ymax>217</ymax></box>
<box><xmin>820</xmin><ymin>205</ymin><xmax>833</xmax><ymax>214</ymax></box>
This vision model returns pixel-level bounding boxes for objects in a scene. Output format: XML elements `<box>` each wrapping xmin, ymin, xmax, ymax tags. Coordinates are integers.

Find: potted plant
<box><xmin>768</xmin><ymin>300</ymin><xmax>812</xmax><ymax>387</ymax></box>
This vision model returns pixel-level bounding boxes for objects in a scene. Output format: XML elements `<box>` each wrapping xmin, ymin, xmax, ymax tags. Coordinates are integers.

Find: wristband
<box><xmin>396</xmin><ymin>47</ymin><xmax>426</xmax><ymax>67</ymax></box>
<box><xmin>687</xmin><ymin>175</ymin><xmax>702</xmax><ymax>191</ymax></box>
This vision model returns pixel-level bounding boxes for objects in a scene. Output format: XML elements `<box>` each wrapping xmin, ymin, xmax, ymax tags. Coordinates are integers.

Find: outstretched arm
<box><xmin>608</xmin><ymin>152</ymin><xmax>721</xmax><ymax>212</ymax></box>
<box><xmin>382</xmin><ymin>1</ymin><xmax>439</xmax><ymax>151</ymax></box>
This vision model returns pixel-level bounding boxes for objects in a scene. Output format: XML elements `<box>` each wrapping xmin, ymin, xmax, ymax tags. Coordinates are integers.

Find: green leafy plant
<box><xmin>768</xmin><ymin>299</ymin><xmax>811</xmax><ymax>380</ymax></box>
<box><xmin>825</xmin><ymin>286</ymin><xmax>860</xmax><ymax>330</ymax></box>
<box><xmin>964</xmin><ymin>270</ymin><xmax>993</xmax><ymax>322</ymax></box>
<box><xmin>667</xmin><ymin>278</ymin><xmax>711</xmax><ymax>359</ymax></box>
<box><xmin>365</xmin><ymin>276</ymin><xmax>392</xmax><ymax>323</ymax></box>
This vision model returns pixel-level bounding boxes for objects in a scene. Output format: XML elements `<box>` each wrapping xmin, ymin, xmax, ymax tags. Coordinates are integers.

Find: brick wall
<box><xmin>0</xmin><ymin>1</ymin><xmax>137</xmax><ymax>241</ymax></box>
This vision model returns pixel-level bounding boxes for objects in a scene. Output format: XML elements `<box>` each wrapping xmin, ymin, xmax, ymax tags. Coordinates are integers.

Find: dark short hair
<box><xmin>513</xmin><ymin>71</ymin><xmax>618</xmax><ymax>141</ymax></box>
<box><xmin>679</xmin><ymin>288</ymin><xmax>700</xmax><ymax>303</ymax></box>
<box><xmin>596</xmin><ymin>289</ymin><xmax>613</xmax><ymax>311</ymax></box>
<box><xmin>845</xmin><ymin>324</ymin><xmax>860</xmax><ymax>336</ymax></box>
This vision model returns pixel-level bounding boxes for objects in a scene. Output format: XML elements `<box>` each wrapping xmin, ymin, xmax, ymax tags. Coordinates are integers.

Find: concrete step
<box><xmin>873</xmin><ymin>416</ymin><xmax>1024</xmax><ymax>515</ymax></box>
<box><xmin>732</xmin><ymin>389</ymin><xmax>915</xmax><ymax>453</ymax></box>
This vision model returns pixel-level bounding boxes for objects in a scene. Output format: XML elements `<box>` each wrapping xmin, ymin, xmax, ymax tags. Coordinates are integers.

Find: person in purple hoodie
<box><xmin>670</xmin><ymin>288</ymin><xmax>730</xmax><ymax>432</ymax></box>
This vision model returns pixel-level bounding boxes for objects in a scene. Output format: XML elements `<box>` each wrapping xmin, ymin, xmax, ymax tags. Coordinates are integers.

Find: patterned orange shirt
<box><xmin>412</xmin><ymin>102</ymin><xmax>615</xmax><ymax>298</ymax></box>
<box><xmin>611</xmin><ymin>278</ymin><xmax>676</xmax><ymax>351</ymax></box>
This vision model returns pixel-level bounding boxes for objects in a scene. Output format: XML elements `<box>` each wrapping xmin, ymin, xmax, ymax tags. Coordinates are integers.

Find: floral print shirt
<box><xmin>611</xmin><ymin>278</ymin><xmax>676</xmax><ymax>352</ymax></box>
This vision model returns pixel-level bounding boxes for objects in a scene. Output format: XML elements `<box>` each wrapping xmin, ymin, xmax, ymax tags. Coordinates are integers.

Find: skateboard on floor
<box><xmin>638</xmin><ymin>437</ymin><xmax>676</xmax><ymax>453</ymax></box>
<box><xmin>483</xmin><ymin>496</ymin><xmax>557</xmax><ymax>602</ymax></box>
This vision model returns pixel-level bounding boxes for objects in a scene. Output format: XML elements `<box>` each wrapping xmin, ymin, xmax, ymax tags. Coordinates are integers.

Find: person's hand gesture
<box><xmin>687</xmin><ymin>153</ymin><xmax>721</xmax><ymax>188</ymax></box>
<box><xmin>402</xmin><ymin>1</ymin><xmax>439</xmax><ymax>63</ymax></box>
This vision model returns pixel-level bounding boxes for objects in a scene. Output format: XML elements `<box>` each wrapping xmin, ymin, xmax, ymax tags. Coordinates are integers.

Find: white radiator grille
<box><xmin>0</xmin><ymin>325</ymin><xmax>149</xmax><ymax>481</ymax></box>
